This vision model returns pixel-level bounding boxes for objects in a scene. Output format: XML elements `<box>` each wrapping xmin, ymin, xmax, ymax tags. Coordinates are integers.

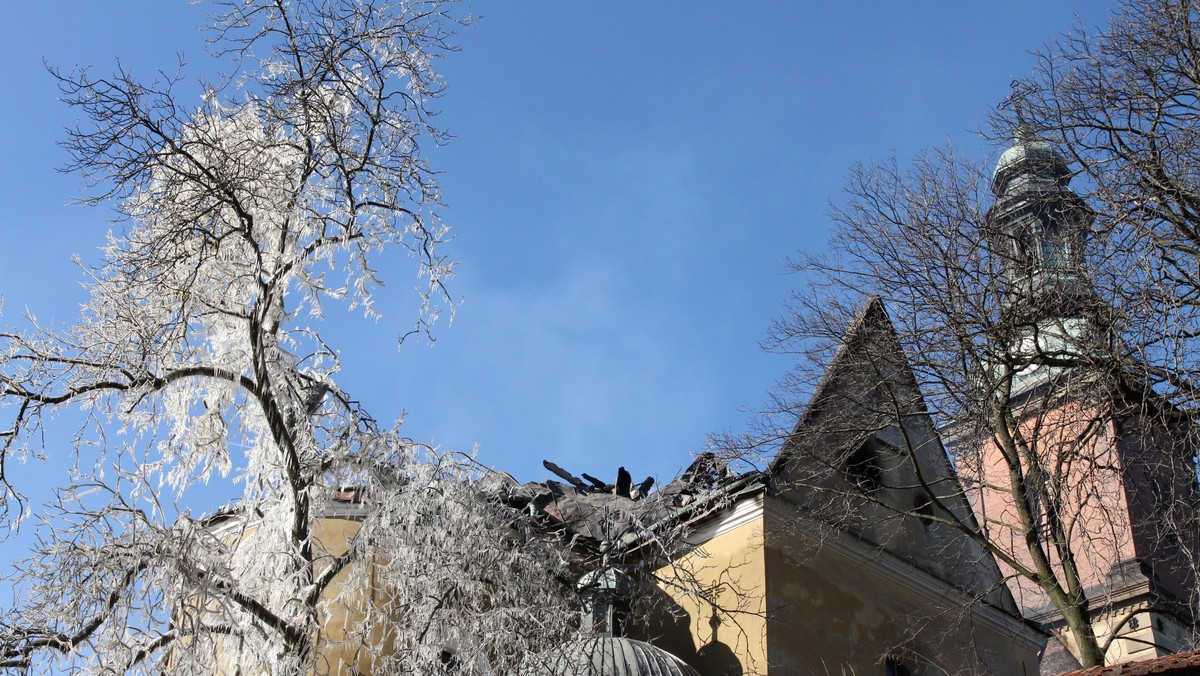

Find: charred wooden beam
<box><xmin>615</xmin><ymin>467</ymin><xmax>632</xmax><ymax>498</ymax></box>
<box><xmin>634</xmin><ymin>476</ymin><xmax>655</xmax><ymax>500</ymax></box>
<box><xmin>542</xmin><ymin>460</ymin><xmax>588</xmax><ymax>491</ymax></box>
<box><xmin>581</xmin><ymin>473</ymin><xmax>612</xmax><ymax>492</ymax></box>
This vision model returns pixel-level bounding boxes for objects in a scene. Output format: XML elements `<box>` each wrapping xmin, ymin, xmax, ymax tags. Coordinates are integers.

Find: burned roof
<box><xmin>494</xmin><ymin>453</ymin><xmax>762</xmax><ymax>553</ymax></box>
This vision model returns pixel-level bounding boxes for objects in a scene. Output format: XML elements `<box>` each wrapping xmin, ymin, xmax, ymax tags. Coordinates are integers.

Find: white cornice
<box><xmin>317</xmin><ymin>501</ymin><xmax>368</xmax><ymax>521</ymax></box>
<box><xmin>683</xmin><ymin>492</ymin><xmax>765</xmax><ymax>545</ymax></box>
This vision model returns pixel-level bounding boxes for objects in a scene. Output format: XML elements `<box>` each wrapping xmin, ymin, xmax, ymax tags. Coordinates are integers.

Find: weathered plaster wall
<box><xmin>648</xmin><ymin>492</ymin><xmax>1039</xmax><ymax>675</ymax></box>
<box><xmin>763</xmin><ymin>497</ymin><xmax>1041</xmax><ymax>676</ymax></box>
<box><xmin>970</xmin><ymin>400</ymin><xmax>1139</xmax><ymax>616</ymax></box>
<box><xmin>965</xmin><ymin>396</ymin><xmax>1200</xmax><ymax>664</ymax></box>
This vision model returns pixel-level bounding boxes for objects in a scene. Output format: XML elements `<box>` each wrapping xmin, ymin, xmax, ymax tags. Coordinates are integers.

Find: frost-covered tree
<box><xmin>0</xmin><ymin>1</ymin><xmax>577</xmax><ymax>672</ymax></box>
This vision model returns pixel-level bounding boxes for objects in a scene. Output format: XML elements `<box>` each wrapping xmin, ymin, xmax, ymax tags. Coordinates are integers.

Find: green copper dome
<box><xmin>991</xmin><ymin>133</ymin><xmax>1071</xmax><ymax>197</ymax></box>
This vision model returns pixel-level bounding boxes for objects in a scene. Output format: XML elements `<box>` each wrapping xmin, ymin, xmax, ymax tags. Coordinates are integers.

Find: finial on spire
<box><xmin>1001</xmin><ymin>78</ymin><xmax>1036</xmax><ymax>130</ymax></box>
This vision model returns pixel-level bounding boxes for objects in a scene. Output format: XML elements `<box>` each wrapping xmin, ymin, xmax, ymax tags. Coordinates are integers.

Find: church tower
<box><xmin>971</xmin><ymin>134</ymin><xmax>1199</xmax><ymax>668</ymax></box>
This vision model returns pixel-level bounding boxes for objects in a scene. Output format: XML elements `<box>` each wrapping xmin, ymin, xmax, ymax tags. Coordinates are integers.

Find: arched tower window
<box><xmin>885</xmin><ymin>656</ymin><xmax>914</xmax><ymax>676</ymax></box>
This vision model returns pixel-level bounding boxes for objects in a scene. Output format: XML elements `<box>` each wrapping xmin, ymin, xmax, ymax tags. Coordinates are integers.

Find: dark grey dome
<box><xmin>530</xmin><ymin>635</ymin><xmax>700</xmax><ymax>676</ymax></box>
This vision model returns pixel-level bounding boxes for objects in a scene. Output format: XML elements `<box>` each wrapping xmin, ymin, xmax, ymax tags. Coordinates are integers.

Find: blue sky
<box><xmin>0</xmin><ymin>2</ymin><xmax>1117</xmax><ymax>504</ymax></box>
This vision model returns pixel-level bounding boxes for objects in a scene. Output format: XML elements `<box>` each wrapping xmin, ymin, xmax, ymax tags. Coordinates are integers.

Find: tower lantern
<box><xmin>986</xmin><ymin>131</ymin><xmax>1094</xmax><ymax>321</ymax></box>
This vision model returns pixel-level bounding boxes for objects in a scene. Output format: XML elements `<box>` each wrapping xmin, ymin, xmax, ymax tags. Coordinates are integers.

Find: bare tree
<box><xmin>755</xmin><ymin>130</ymin><xmax>1200</xmax><ymax>668</ymax></box>
<box><xmin>0</xmin><ymin>2</ymin><xmax>589</xmax><ymax>673</ymax></box>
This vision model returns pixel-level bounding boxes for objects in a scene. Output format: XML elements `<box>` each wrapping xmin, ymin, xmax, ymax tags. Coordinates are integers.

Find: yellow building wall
<box><xmin>308</xmin><ymin>517</ymin><xmax>388</xmax><ymax>675</ymax></box>
<box><xmin>203</xmin><ymin>517</ymin><xmax>381</xmax><ymax>675</ymax></box>
<box><xmin>650</xmin><ymin>504</ymin><xmax>769</xmax><ymax>675</ymax></box>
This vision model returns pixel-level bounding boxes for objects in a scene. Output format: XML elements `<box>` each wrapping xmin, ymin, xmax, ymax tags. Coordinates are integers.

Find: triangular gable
<box><xmin>768</xmin><ymin>297</ymin><xmax>1019</xmax><ymax>612</ymax></box>
<box><xmin>770</xmin><ymin>296</ymin><xmax>910</xmax><ymax>475</ymax></box>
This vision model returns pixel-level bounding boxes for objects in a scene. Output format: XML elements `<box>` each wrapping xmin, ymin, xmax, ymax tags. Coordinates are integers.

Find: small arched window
<box><xmin>885</xmin><ymin>656</ymin><xmax>913</xmax><ymax>676</ymax></box>
<box><xmin>845</xmin><ymin>440</ymin><xmax>884</xmax><ymax>494</ymax></box>
<box><xmin>913</xmin><ymin>494</ymin><xmax>935</xmax><ymax>529</ymax></box>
